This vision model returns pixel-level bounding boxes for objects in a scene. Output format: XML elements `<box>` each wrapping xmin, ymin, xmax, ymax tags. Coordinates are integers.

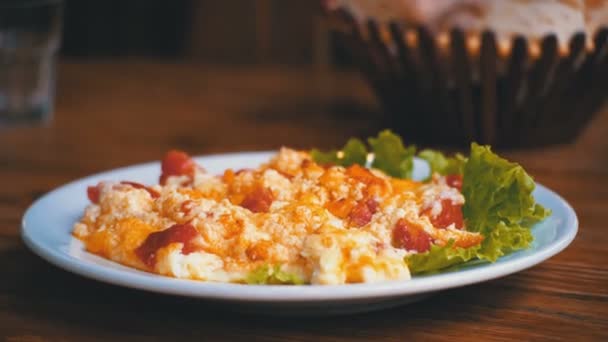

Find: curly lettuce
<box><xmin>406</xmin><ymin>222</ymin><xmax>536</xmax><ymax>274</ymax></box>
<box><xmin>312</xmin><ymin>133</ymin><xmax>550</xmax><ymax>275</ymax></box>
<box><xmin>311</xmin><ymin>130</ymin><xmax>416</xmax><ymax>179</ymax></box>
<box><xmin>407</xmin><ymin>143</ymin><xmax>550</xmax><ymax>273</ymax></box>
<box><xmin>245</xmin><ymin>264</ymin><xmax>304</xmax><ymax>285</ymax></box>
<box><xmin>310</xmin><ymin>138</ymin><xmax>367</xmax><ymax>167</ymax></box>
<box><xmin>368</xmin><ymin>130</ymin><xmax>416</xmax><ymax>179</ymax></box>
<box><xmin>463</xmin><ymin>143</ymin><xmax>550</xmax><ymax>261</ymax></box>
<box><xmin>406</xmin><ymin>240</ymin><xmax>482</xmax><ymax>274</ymax></box>
<box><xmin>418</xmin><ymin>149</ymin><xmax>467</xmax><ymax>179</ymax></box>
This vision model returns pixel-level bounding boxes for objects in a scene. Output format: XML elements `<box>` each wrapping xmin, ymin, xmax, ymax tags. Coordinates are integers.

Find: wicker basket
<box><xmin>328</xmin><ymin>9</ymin><xmax>608</xmax><ymax>147</ymax></box>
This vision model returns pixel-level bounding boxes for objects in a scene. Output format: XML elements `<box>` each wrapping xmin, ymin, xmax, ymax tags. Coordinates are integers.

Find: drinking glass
<box><xmin>0</xmin><ymin>0</ymin><xmax>63</xmax><ymax>126</ymax></box>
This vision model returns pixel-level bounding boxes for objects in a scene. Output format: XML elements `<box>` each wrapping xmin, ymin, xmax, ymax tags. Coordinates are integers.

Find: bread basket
<box><xmin>325</xmin><ymin>2</ymin><xmax>608</xmax><ymax>147</ymax></box>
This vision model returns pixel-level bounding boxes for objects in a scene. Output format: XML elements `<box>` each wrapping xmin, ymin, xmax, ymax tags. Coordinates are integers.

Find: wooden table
<box><xmin>1</xmin><ymin>62</ymin><xmax>607</xmax><ymax>341</ymax></box>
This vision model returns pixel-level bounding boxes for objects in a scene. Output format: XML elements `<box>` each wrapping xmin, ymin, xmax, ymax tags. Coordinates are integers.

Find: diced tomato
<box><xmin>222</xmin><ymin>169</ymin><xmax>235</xmax><ymax>184</ymax></box>
<box><xmin>349</xmin><ymin>198</ymin><xmax>379</xmax><ymax>227</ymax></box>
<box><xmin>120</xmin><ymin>181</ymin><xmax>160</xmax><ymax>199</ymax></box>
<box><xmin>135</xmin><ymin>223</ymin><xmax>200</xmax><ymax>268</ymax></box>
<box><xmin>453</xmin><ymin>232</ymin><xmax>484</xmax><ymax>249</ymax></box>
<box><xmin>424</xmin><ymin>199</ymin><xmax>464</xmax><ymax>229</ymax></box>
<box><xmin>160</xmin><ymin>150</ymin><xmax>196</xmax><ymax>185</ymax></box>
<box><xmin>392</xmin><ymin>219</ymin><xmax>432</xmax><ymax>252</ymax></box>
<box><xmin>346</xmin><ymin>164</ymin><xmax>388</xmax><ymax>197</ymax></box>
<box><xmin>159</xmin><ymin>174</ymin><xmax>169</xmax><ymax>186</ymax></box>
<box><xmin>346</xmin><ymin>164</ymin><xmax>379</xmax><ymax>185</ymax></box>
<box><xmin>180</xmin><ymin>200</ymin><xmax>194</xmax><ymax>216</ymax></box>
<box><xmin>87</xmin><ymin>185</ymin><xmax>101</xmax><ymax>203</ymax></box>
<box><xmin>326</xmin><ymin>198</ymin><xmax>356</xmax><ymax>219</ymax></box>
<box><xmin>300</xmin><ymin>159</ymin><xmax>312</xmax><ymax>168</ymax></box>
<box><xmin>445</xmin><ymin>174</ymin><xmax>463</xmax><ymax>191</ymax></box>
<box><xmin>240</xmin><ymin>187</ymin><xmax>274</xmax><ymax>213</ymax></box>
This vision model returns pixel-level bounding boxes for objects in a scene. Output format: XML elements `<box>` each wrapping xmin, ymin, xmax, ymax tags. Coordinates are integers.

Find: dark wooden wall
<box><xmin>61</xmin><ymin>0</ymin><xmax>193</xmax><ymax>58</ymax></box>
<box><xmin>60</xmin><ymin>0</ymin><xmax>339</xmax><ymax>65</ymax></box>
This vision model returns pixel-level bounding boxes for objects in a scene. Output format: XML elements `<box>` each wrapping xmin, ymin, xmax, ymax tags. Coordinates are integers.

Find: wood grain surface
<box><xmin>1</xmin><ymin>62</ymin><xmax>607</xmax><ymax>341</ymax></box>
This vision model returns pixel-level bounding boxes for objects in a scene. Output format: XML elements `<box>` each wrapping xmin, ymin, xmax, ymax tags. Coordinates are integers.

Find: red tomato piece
<box><xmin>159</xmin><ymin>174</ymin><xmax>169</xmax><ymax>186</ymax></box>
<box><xmin>445</xmin><ymin>174</ymin><xmax>463</xmax><ymax>191</ymax></box>
<box><xmin>326</xmin><ymin>198</ymin><xmax>356</xmax><ymax>219</ymax></box>
<box><xmin>240</xmin><ymin>187</ymin><xmax>275</xmax><ymax>213</ymax></box>
<box><xmin>180</xmin><ymin>200</ymin><xmax>195</xmax><ymax>216</ymax></box>
<box><xmin>346</xmin><ymin>164</ymin><xmax>380</xmax><ymax>186</ymax></box>
<box><xmin>87</xmin><ymin>185</ymin><xmax>101</xmax><ymax>203</ymax></box>
<box><xmin>135</xmin><ymin>223</ymin><xmax>200</xmax><ymax>268</ymax></box>
<box><xmin>425</xmin><ymin>199</ymin><xmax>464</xmax><ymax>229</ymax></box>
<box><xmin>160</xmin><ymin>150</ymin><xmax>196</xmax><ymax>185</ymax></box>
<box><xmin>392</xmin><ymin>219</ymin><xmax>432</xmax><ymax>252</ymax></box>
<box><xmin>120</xmin><ymin>181</ymin><xmax>160</xmax><ymax>199</ymax></box>
<box><xmin>349</xmin><ymin>198</ymin><xmax>379</xmax><ymax>227</ymax></box>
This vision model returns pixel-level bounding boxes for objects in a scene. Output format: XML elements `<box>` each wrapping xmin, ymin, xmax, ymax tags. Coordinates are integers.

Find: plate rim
<box><xmin>21</xmin><ymin>151</ymin><xmax>579</xmax><ymax>302</ymax></box>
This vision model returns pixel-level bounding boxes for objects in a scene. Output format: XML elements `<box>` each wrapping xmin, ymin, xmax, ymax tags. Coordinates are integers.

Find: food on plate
<box><xmin>72</xmin><ymin>131</ymin><xmax>549</xmax><ymax>285</ymax></box>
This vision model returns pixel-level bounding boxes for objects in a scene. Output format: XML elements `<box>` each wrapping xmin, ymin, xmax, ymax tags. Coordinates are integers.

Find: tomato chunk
<box><xmin>326</xmin><ymin>198</ymin><xmax>355</xmax><ymax>219</ymax></box>
<box><xmin>87</xmin><ymin>185</ymin><xmax>101</xmax><ymax>203</ymax></box>
<box><xmin>240</xmin><ymin>187</ymin><xmax>274</xmax><ymax>213</ymax></box>
<box><xmin>345</xmin><ymin>164</ymin><xmax>377</xmax><ymax>184</ymax></box>
<box><xmin>160</xmin><ymin>150</ymin><xmax>196</xmax><ymax>185</ymax></box>
<box><xmin>349</xmin><ymin>198</ymin><xmax>379</xmax><ymax>227</ymax></box>
<box><xmin>453</xmin><ymin>232</ymin><xmax>484</xmax><ymax>249</ymax></box>
<box><xmin>180</xmin><ymin>200</ymin><xmax>195</xmax><ymax>216</ymax></box>
<box><xmin>121</xmin><ymin>181</ymin><xmax>160</xmax><ymax>199</ymax></box>
<box><xmin>445</xmin><ymin>174</ymin><xmax>463</xmax><ymax>191</ymax></box>
<box><xmin>135</xmin><ymin>223</ymin><xmax>200</xmax><ymax>268</ymax></box>
<box><xmin>425</xmin><ymin>199</ymin><xmax>464</xmax><ymax>229</ymax></box>
<box><xmin>392</xmin><ymin>219</ymin><xmax>432</xmax><ymax>252</ymax></box>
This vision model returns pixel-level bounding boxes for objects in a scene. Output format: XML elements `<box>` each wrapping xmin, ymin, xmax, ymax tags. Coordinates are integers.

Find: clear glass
<box><xmin>0</xmin><ymin>0</ymin><xmax>63</xmax><ymax>126</ymax></box>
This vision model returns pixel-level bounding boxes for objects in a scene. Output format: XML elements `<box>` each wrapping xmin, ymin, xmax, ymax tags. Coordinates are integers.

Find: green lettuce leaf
<box><xmin>463</xmin><ymin>143</ymin><xmax>549</xmax><ymax>234</ymax></box>
<box><xmin>405</xmin><ymin>241</ymin><xmax>481</xmax><ymax>274</ymax></box>
<box><xmin>462</xmin><ymin>143</ymin><xmax>550</xmax><ymax>261</ymax></box>
<box><xmin>418</xmin><ymin>149</ymin><xmax>467</xmax><ymax>179</ymax></box>
<box><xmin>368</xmin><ymin>130</ymin><xmax>416</xmax><ymax>179</ymax></box>
<box><xmin>310</xmin><ymin>138</ymin><xmax>367</xmax><ymax>167</ymax></box>
<box><xmin>407</xmin><ymin>223</ymin><xmax>535</xmax><ymax>273</ymax></box>
<box><xmin>311</xmin><ymin>133</ymin><xmax>550</xmax><ymax>275</ymax></box>
<box><xmin>245</xmin><ymin>264</ymin><xmax>304</xmax><ymax>285</ymax></box>
<box><xmin>408</xmin><ymin>143</ymin><xmax>550</xmax><ymax>272</ymax></box>
<box><xmin>310</xmin><ymin>130</ymin><xmax>416</xmax><ymax>179</ymax></box>
<box><xmin>406</xmin><ymin>222</ymin><xmax>535</xmax><ymax>274</ymax></box>
<box><xmin>476</xmin><ymin>222</ymin><xmax>534</xmax><ymax>262</ymax></box>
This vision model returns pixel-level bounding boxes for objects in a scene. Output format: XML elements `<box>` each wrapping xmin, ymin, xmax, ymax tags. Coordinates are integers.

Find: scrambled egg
<box><xmin>73</xmin><ymin>148</ymin><xmax>482</xmax><ymax>285</ymax></box>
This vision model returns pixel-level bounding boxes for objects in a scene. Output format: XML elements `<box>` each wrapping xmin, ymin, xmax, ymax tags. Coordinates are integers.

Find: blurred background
<box><xmin>2</xmin><ymin>0</ymin><xmax>607</xmax><ymax>158</ymax></box>
<box><xmin>54</xmin><ymin>0</ymin><xmax>608</xmax><ymax>149</ymax></box>
<box><xmin>60</xmin><ymin>0</ymin><xmax>349</xmax><ymax>66</ymax></box>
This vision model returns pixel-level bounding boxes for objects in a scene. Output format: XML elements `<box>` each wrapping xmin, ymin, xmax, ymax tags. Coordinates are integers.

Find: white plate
<box><xmin>21</xmin><ymin>152</ymin><xmax>578</xmax><ymax>315</ymax></box>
